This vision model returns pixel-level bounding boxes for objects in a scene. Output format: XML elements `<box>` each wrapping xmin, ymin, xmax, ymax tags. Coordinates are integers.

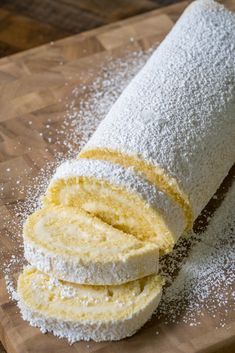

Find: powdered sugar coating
<box><xmin>83</xmin><ymin>0</ymin><xmax>235</xmax><ymax>219</ymax></box>
<box><xmin>24</xmin><ymin>240</ymin><xmax>159</xmax><ymax>285</ymax></box>
<box><xmin>17</xmin><ymin>270</ymin><xmax>162</xmax><ymax>343</ymax></box>
<box><xmin>50</xmin><ymin>159</ymin><xmax>185</xmax><ymax>240</ymax></box>
<box><xmin>18</xmin><ymin>292</ymin><xmax>162</xmax><ymax>343</ymax></box>
<box><xmin>3</xmin><ymin>3</ymin><xmax>233</xmax><ymax>338</ymax></box>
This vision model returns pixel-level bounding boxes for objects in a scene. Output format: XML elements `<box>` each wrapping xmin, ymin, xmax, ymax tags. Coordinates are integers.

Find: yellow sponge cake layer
<box><xmin>44</xmin><ymin>159</ymin><xmax>186</xmax><ymax>254</ymax></box>
<box><xmin>17</xmin><ymin>267</ymin><xmax>163</xmax><ymax>342</ymax></box>
<box><xmin>24</xmin><ymin>205</ymin><xmax>159</xmax><ymax>285</ymax></box>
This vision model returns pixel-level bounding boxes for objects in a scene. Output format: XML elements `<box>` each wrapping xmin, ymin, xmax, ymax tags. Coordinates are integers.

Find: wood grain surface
<box><xmin>0</xmin><ymin>0</ymin><xmax>184</xmax><ymax>58</ymax></box>
<box><xmin>0</xmin><ymin>1</ymin><xmax>235</xmax><ymax>353</ymax></box>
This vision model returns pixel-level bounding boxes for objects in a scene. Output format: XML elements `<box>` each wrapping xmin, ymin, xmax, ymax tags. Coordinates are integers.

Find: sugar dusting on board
<box><xmin>1</xmin><ymin>49</ymin><xmax>152</xmax><ymax>297</ymax></box>
<box><xmin>1</xmin><ymin>47</ymin><xmax>234</xmax><ymax>332</ymax></box>
<box><xmin>158</xmin><ymin>179</ymin><xmax>235</xmax><ymax>327</ymax></box>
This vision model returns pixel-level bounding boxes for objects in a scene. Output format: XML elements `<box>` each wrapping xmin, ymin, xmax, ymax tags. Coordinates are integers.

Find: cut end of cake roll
<box><xmin>44</xmin><ymin>159</ymin><xmax>186</xmax><ymax>255</ymax></box>
<box><xmin>23</xmin><ymin>205</ymin><xmax>159</xmax><ymax>285</ymax></box>
<box><xmin>79</xmin><ymin>148</ymin><xmax>193</xmax><ymax>231</ymax></box>
<box><xmin>17</xmin><ymin>267</ymin><xmax>163</xmax><ymax>342</ymax></box>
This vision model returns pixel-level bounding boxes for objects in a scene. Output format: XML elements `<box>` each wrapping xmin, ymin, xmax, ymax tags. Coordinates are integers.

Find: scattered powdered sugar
<box><xmin>158</xmin><ymin>176</ymin><xmax>235</xmax><ymax>327</ymax></box>
<box><xmin>64</xmin><ymin>49</ymin><xmax>152</xmax><ymax>150</ymax></box>
<box><xmin>1</xmin><ymin>43</ymin><xmax>234</xmax><ymax>333</ymax></box>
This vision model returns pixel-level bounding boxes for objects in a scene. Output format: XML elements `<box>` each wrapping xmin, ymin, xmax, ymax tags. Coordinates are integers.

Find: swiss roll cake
<box><xmin>18</xmin><ymin>267</ymin><xmax>163</xmax><ymax>343</ymax></box>
<box><xmin>78</xmin><ymin>0</ymin><xmax>235</xmax><ymax>239</ymax></box>
<box><xmin>17</xmin><ymin>0</ymin><xmax>235</xmax><ymax>343</ymax></box>
<box><xmin>46</xmin><ymin>0</ymin><xmax>235</xmax><ymax>257</ymax></box>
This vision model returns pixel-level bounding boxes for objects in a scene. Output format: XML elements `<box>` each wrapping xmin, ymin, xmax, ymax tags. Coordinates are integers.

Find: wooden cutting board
<box><xmin>0</xmin><ymin>1</ymin><xmax>235</xmax><ymax>352</ymax></box>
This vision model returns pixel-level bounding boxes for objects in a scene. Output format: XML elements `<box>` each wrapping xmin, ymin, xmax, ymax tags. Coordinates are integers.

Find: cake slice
<box><xmin>23</xmin><ymin>205</ymin><xmax>159</xmax><ymax>285</ymax></box>
<box><xmin>44</xmin><ymin>159</ymin><xmax>185</xmax><ymax>255</ymax></box>
<box><xmin>17</xmin><ymin>267</ymin><xmax>163</xmax><ymax>342</ymax></box>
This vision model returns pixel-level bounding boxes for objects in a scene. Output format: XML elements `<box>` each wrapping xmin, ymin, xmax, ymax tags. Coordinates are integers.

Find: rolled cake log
<box><xmin>76</xmin><ymin>0</ymin><xmax>235</xmax><ymax>236</ymax></box>
<box><xmin>18</xmin><ymin>267</ymin><xmax>163</xmax><ymax>342</ymax></box>
<box><xmin>18</xmin><ymin>0</ymin><xmax>235</xmax><ymax>343</ymax></box>
<box><xmin>45</xmin><ymin>0</ymin><xmax>235</xmax><ymax>255</ymax></box>
<box><xmin>23</xmin><ymin>204</ymin><xmax>159</xmax><ymax>285</ymax></box>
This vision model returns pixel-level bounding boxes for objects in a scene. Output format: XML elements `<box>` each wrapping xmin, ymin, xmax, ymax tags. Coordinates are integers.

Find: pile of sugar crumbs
<box><xmin>2</xmin><ymin>47</ymin><xmax>235</xmax><ymax>330</ymax></box>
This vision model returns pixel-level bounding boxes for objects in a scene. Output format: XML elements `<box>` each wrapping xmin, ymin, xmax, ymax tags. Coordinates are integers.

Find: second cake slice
<box><xmin>23</xmin><ymin>205</ymin><xmax>159</xmax><ymax>285</ymax></box>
